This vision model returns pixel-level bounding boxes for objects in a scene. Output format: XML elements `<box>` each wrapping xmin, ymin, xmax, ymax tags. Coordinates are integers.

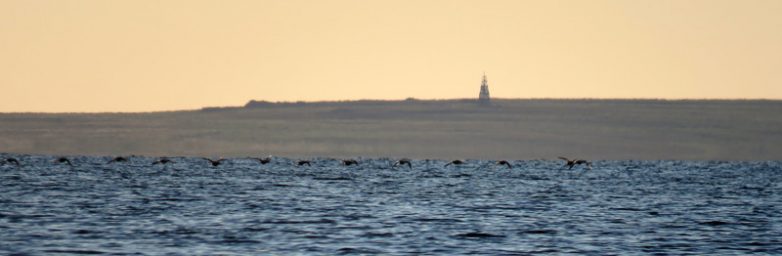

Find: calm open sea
<box><xmin>1</xmin><ymin>154</ymin><xmax>780</xmax><ymax>255</ymax></box>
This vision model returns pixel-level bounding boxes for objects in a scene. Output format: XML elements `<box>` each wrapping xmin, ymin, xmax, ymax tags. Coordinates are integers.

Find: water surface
<box><xmin>1</xmin><ymin>154</ymin><xmax>780</xmax><ymax>254</ymax></box>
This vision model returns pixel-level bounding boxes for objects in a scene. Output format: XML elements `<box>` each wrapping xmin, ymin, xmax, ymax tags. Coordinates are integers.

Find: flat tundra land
<box><xmin>1</xmin><ymin>99</ymin><xmax>780</xmax><ymax>160</ymax></box>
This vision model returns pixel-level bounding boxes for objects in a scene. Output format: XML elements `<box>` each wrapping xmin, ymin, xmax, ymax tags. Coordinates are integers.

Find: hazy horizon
<box><xmin>2</xmin><ymin>0</ymin><xmax>781</xmax><ymax>112</ymax></box>
<box><xmin>0</xmin><ymin>97</ymin><xmax>779</xmax><ymax>114</ymax></box>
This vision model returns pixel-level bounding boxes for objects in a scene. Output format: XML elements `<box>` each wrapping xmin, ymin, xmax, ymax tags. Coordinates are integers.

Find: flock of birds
<box><xmin>0</xmin><ymin>155</ymin><xmax>593</xmax><ymax>170</ymax></box>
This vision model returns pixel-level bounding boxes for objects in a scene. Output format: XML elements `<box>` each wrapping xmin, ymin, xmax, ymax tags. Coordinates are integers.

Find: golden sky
<box><xmin>2</xmin><ymin>0</ymin><xmax>781</xmax><ymax>112</ymax></box>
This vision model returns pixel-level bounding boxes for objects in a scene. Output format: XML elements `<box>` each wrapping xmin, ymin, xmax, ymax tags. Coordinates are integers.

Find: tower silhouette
<box><xmin>478</xmin><ymin>73</ymin><xmax>491</xmax><ymax>105</ymax></box>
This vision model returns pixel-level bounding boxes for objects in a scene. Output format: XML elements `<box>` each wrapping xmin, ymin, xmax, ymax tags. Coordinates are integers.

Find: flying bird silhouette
<box><xmin>107</xmin><ymin>156</ymin><xmax>129</xmax><ymax>164</ymax></box>
<box><xmin>342</xmin><ymin>159</ymin><xmax>359</xmax><ymax>166</ymax></box>
<box><xmin>55</xmin><ymin>157</ymin><xmax>73</xmax><ymax>166</ymax></box>
<box><xmin>152</xmin><ymin>157</ymin><xmax>173</xmax><ymax>165</ymax></box>
<box><xmin>255</xmin><ymin>156</ymin><xmax>273</xmax><ymax>165</ymax></box>
<box><xmin>558</xmin><ymin>157</ymin><xmax>592</xmax><ymax>170</ymax></box>
<box><xmin>203</xmin><ymin>158</ymin><xmax>225</xmax><ymax>167</ymax></box>
<box><xmin>393</xmin><ymin>158</ymin><xmax>413</xmax><ymax>169</ymax></box>
<box><xmin>497</xmin><ymin>160</ymin><xmax>513</xmax><ymax>169</ymax></box>
<box><xmin>4</xmin><ymin>157</ymin><xmax>20</xmax><ymax>166</ymax></box>
<box><xmin>444</xmin><ymin>160</ymin><xmax>465</xmax><ymax>167</ymax></box>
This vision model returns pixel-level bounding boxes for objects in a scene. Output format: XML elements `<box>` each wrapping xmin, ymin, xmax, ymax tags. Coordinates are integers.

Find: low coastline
<box><xmin>1</xmin><ymin>99</ymin><xmax>780</xmax><ymax>160</ymax></box>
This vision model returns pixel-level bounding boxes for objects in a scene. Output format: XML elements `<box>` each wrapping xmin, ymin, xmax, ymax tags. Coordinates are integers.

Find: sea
<box><xmin>1</xmin><ymin>154</ymin><xmax>780</xmax><ymax>255</ymax></box>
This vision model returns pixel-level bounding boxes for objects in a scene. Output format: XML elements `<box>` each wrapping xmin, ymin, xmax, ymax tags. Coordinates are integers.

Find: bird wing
<box><xmin>558</xmin><ymin>156</ymin><xmax>570</xmax><ymax>161</ymax></box>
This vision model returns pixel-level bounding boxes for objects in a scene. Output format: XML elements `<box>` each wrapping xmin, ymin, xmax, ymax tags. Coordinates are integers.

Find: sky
<box><xmin>1</xmin><ymin>0</ymin><xmax>781</xmax><ymax>112</ymax></box>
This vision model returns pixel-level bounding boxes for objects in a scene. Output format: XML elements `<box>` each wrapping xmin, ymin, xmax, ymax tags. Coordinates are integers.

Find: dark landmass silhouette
<box><xmin>1</xmin><ymin>99</ymin><xmax>780</xmax><ymax>160</ymax></box>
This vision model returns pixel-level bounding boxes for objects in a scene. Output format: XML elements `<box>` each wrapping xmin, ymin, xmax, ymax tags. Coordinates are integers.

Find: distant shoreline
<box><xmin>1</xmin><ymin>152</ymin><xmax>779</xmax><ymax>163</ymax></box>
<box><xmin>1</xmin><ymin>99</ymin><xmax>780</xmax><ymax>160</ymax></box>
<box><xmin>2</xmin><ymin>98</ymin><xmax>780</xmax><ymax>115</ymax></box>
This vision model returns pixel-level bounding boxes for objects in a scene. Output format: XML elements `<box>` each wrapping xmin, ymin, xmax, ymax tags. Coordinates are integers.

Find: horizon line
<box><xmin>2</xmin><ymin>97</ymin><xmax>781</xmax><ymax>115</ymax></box>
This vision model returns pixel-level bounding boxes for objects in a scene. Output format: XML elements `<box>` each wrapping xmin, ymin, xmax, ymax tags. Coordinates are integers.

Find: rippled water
<box><xmin>1</xmin><ymin>154</ymin><xmax>781</xmax><ymax>255</ymax></box>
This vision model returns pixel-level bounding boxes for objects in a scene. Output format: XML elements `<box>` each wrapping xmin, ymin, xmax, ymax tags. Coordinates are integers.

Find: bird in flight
<box><xmin>55</xmin><ymin>157</ymin><xmax>73</xmax><ymax>166</ymax></box>
<box><xmin>342</xmin><ymin>159</ymin><xmax>359</xmax><ymax>166</ymax></box>
<box><xmin>558</xmin><ymin>157</ymin><xmax>592</xmax><ymax>170</ymax></box>
<box><xmin>152</xmin><ymin>157</ymin><xmax>173</xmax><ymax>165</ymax></box>
<box><xmin>497</xmin><ymin>160</ymin><xmax>513</xmax><ymax>169</ymax></box>
<box><xmin>3</xmin><ymin>157</ymin><xmax>20</xmax><ymax>166</ymax></box>
<box><xmin>297</xmin><ymin>160</ymin><xmax>312</xmax><ymax>166</ymax></box>
<box><xmin>204</xmin><ymin>158</ymin><xmax>225</xmax><ymax>167</ymax></box>
<box><xmin>255</xmin><ymin>156</ymin><xmax>273</xmax><ymax>165</ymax></box>
<box><xmin>107</xmin><ymin>156</ymin><xmax>129</xmax><ymax>164</ymax></box>
<box><xmin>444</xmin><ymin>160</ymin><xmax>465</xmax><ymax>167</ymax></box>
<box><xmin>393</xmin><ymin>158</ymin><xmax>413</xmax><ymax>169</ymax></box>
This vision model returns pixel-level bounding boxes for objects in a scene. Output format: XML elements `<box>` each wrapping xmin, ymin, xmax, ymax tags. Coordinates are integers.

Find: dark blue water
<box><xmin>1</xmin><ymin>154</ymin><xmax>780</xmax><ymax>255</ymax></box>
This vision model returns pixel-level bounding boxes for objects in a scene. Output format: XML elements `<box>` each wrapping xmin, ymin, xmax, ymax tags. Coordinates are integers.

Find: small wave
<box><xmin>72</xmin><ymin>229</ymin><xmax>97</xmax><ymax>235</ymax></box>
<box><xmin>42</xmin><ymin>249</ymin><xmax>105</xmax><ymax>255</ymax></box>
<box><xmin>699</xmin><ymin>220</ymin><xmax>731</xmax><ymax>226</ymax></box>
<box><xmin>362</xmin><ymin>232</ymin><xmax>394</xmax><ymax>238</ymax></box>
<box><xmin>240</xmin><ymin>226</ymin><xmax>269</xmax><ymax>232</ymax></box>
<box><xmin>154</xmin><ymin>227</ymin><xmax>199</xmax><ymax>235</ymax></box>
<box><xmin>312</xmin><ymin>177</ymin><xmax>353</xmax><ymax>181</ymax></box>
<box><xmin>261</xmin><ymin>219</ymin><xmax>338</xmax><ymax>225</ymax></box>
<box><xmin>337</xmin><ymin>247</ymin><xmax>385</xmax><ymax>254</ymax></box>
<box><xmin>220</xmin><ymin>238</ymin><xmax>261</xmax><ymax>244</ymax></box>
<box><xmin>609</xmin><ymin>207</ymin><xmax>644</xmax><ymax>211</ymax></box>
<box><xmin>454</xmin><ymin>232</ymin><xmax>506</xmax><ymax>239</ymax></box>
<box><xmin>411</xmin><ymin>218</ymin><xmax>463</xmax><ymax>223</ymax></box>
<box><xmin>519</xmin><ymin>229</ymin><xmax>558</xmax><ymax>235</ymax></box>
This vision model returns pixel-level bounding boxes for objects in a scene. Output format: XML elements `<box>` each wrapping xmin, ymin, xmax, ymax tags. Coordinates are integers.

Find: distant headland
<box><xmin>1</xmin><ymin>99</ymin><xmax>781</xmax><ymax>160</ymax></box>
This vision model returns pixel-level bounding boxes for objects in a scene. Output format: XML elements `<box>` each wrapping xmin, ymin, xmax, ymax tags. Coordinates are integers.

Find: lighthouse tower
<box><xmin>478</xmin><ymin>73</ymin><xmax>491</xmax><ymax>105</ymax></box>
